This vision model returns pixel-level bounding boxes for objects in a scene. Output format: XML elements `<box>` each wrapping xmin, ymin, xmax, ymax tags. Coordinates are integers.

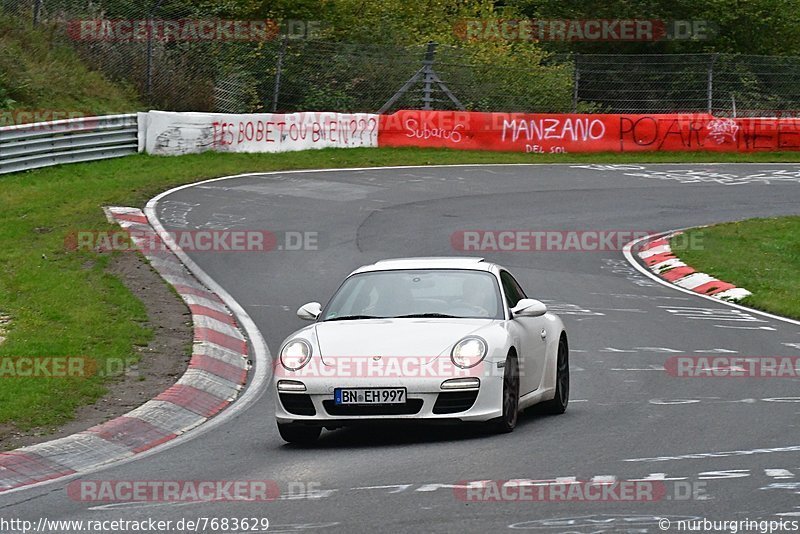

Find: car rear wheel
<box><xmin>278</xmin><ymin>423</ymin><xmax>321</xmax><ymax>444</ymax></box>
<box><xmin>539</xmin><ymin>335</ymin><xmax>569</xmax><ymax>415</ymax></box>
<box><xmin>491</xmin><ymin>354</ymin><xmax>519</xmax><ymax>433</ymax></box>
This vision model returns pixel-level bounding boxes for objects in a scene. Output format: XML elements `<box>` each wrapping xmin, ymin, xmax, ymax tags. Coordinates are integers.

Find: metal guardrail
<box><xmin>0</xmin><ymin>114</ymin><xmax>138</xmax><ymax>175</ymax></box>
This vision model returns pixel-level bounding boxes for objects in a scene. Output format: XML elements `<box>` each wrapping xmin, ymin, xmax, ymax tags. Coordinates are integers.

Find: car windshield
<box><xmin>322</xmin><ymin>269</ymin><xmax>503</xmax><ymax>321</ymax></box>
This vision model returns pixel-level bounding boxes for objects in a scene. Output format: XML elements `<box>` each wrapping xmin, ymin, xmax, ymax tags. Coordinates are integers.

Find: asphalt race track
<box><xmin>2</xmin><ymin>163</ymin><xmax>800</xmax><ymax>533</ymax></box>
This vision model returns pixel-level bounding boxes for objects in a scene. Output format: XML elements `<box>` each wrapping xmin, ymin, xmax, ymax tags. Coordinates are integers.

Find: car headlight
<box><xmin>451</xmin><ymin>336</ymin><xmax>487</xmax><ymax>369</ymax></box>
<box><xmin>280</xmin><ymin>339</ymin><xmax>312</xmax><ymax>370</ymax></box>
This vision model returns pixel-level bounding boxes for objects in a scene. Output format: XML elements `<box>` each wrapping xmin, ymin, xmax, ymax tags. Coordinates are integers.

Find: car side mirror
<box><xmin>511</xmin><ymin>298</ymin><xmax>547</xmax><ymax>317</ymax></box>
<box><xmin>297</xmin><ymin>302</ymin><xmax>322</xmax><ymax>321</ymax></box>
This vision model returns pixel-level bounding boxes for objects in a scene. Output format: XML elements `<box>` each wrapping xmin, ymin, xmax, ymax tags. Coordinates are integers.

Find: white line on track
<box><xmin>624</xmin><ymin>445</ymin><xmax>800</xmax><ymax>462</ymax></box>
<box><xmin>714</xmin><ymin>324</ymin><xmax>777</xmax><ymax>331</ymax></box>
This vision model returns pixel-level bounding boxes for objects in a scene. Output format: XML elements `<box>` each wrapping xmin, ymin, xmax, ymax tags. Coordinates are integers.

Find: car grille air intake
<box><xmin>433</xmin><ymin>391</ymin><xmax>479</xmax><ymax>414</ymax></box>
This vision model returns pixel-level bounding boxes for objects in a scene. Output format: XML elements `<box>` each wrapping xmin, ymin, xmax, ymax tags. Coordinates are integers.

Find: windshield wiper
<box><xmin>324</xmin><ymin>315</ymin><xmax>384</xmax><ymax>321</ymax></box>
<box><xmin>393</xmin><ymin>313</ymin><xmax>459</xmax><ymax>319</ymax></box>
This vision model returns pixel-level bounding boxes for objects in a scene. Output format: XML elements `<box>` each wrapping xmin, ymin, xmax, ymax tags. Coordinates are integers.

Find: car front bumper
<box><xmin>274</xmin><ymin>375</ymin><xmax>503</xmax><ymax>425</ymax></box>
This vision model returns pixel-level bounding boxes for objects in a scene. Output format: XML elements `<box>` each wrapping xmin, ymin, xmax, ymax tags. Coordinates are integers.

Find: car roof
<box><xmin>351</xmin><ymin>257</ymin><xmax>496</xmax><ymax>274</ymax></box>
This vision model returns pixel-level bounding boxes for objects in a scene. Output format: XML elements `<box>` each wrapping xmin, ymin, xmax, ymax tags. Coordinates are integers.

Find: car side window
<box><xmin>499</xmin><ymin>271</ymin><xmax>527</xmax><ymax>308</ymax></box>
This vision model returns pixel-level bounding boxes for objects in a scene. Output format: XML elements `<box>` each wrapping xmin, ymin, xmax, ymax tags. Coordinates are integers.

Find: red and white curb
<box><xmin>0</xmin><ymin>207</ymin><xmax>250</xmax><ymax>493</ymax></box>
<box><xmin>638</xmin><ymin>231</ymin><xmax>752</xmax><ymax>302</ymax></box>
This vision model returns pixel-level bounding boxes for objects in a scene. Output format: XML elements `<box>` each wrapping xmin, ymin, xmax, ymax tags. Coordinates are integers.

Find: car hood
<box><xmin>314</xmin><ymin>318</ymin><xmax>494</xmax><ymax>363</ymax></box>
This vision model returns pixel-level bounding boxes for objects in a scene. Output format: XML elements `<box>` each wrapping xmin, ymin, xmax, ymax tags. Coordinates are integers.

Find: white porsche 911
<box><xmin>273</xmin><ymin>257</ymin><xmax>569</xmax><ymax>444</ymax></box>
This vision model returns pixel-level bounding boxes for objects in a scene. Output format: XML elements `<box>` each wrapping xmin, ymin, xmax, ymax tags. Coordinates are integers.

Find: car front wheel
<box><xmin>539</xmin><ymin>335</ymin><xmax>569</xmax><ymax>415</ymax></box>
<box><xmin>491</xmin><ymin>354</ymin><xmax>519</xmax><ymax>433</ymax></box>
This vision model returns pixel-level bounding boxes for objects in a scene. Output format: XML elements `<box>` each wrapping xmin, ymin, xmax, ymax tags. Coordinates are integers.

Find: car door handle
<box><xmin>540</xmin><ymin>329</ymin><xmax>547</xmax><ymax>340</ymax></box>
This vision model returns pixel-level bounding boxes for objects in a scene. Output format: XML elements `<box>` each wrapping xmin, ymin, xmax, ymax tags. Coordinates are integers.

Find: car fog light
<box><xmin>277</xmin><ymin>380</ymin><xmax>307</xmax><ymax>392</ymax></box>
<box><xmin>441</xmin><ymin>377</ymin><xmax>481</xmax><ymax>390</ymax></box>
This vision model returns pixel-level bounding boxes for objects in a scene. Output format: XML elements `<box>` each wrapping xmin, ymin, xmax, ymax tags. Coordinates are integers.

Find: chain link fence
<box><xmin>3</xmin><ymin>0</ymin><xmax>800</xmax><ymax>116</ymax></box>
<box><xmin>573</xmin><ymin>53</ymin><xmax>800</xmax><ymax>116</ymax></box>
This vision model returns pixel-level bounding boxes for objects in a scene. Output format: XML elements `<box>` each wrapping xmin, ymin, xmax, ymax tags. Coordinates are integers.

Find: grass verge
<box><xmin>2</xmin><ymin>147</ymin><xmax>800</xmax><ymax>432</ymax></box>
<box><xmin>0</xmin><ymin>14</ymin><xmax>140</xmax><ymax>119</ymax></box>
<box><xmin>671</xmin><ymin>216</ymin><xmax>800</xmax><ymax>320</ymax></box>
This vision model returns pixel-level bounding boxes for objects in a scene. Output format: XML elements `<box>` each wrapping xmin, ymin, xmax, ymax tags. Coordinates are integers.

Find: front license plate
<box><xmin>334</xmin><ymin>387</ymin><xmax>406</xmax><ymax>405</ymax></box>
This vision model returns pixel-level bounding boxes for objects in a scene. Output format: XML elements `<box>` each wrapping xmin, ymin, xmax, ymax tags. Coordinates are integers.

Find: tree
<box><xmin>510</xmin><ymin>0</ymin><xmax>800</xmax><ymax>55</ymax></box>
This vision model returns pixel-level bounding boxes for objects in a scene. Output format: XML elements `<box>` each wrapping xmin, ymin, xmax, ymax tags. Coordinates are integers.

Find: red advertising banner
<box><xmin>379</xmin><ymin>110</ymin><xmax>800</xmax><ymax>153</ymax></box>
